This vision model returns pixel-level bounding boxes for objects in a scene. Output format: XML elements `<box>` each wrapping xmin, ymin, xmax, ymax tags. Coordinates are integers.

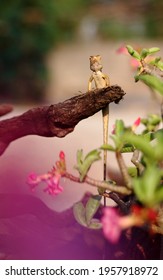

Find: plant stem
<box><xmin>64</xmin><ymin>172</ymin><xmax>132</xmax><ymax>195</ymax></box>
<box><xmin>115</xmin><ymin>151</ymin><xmax>133</xmax><ymax>189</ymax></box>
<box><xmin>131</xmin><ymin>149</ymin><xmax>144</xmax><ymax>175</ymax></box>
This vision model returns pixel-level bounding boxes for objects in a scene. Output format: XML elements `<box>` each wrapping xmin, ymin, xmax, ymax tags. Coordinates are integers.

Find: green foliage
<box><xmin>116</xmin><ymin>44</ymin><xmax>163</xmax><ymax>208</ymax></box>
<box><xmin>126</xmin><ymin>44</ymin><xmax>163</xmax><ymax>98</ymax></box>
<box><xmin>128</xmin><ymin>167</ymin><xmax>138</xmax><ymax>178</ymax></box>
<box><xmin>150</xmin><ymin>57</ymin><xmax>163</xmax><ymax>71</ymax></box>
<box><xmin>126</xmin><ymin>45</ymin><xmax>141</xmax><ymax>60</ymax></box>
<box><xmin>85</xmin><ymin>195</ymin><xmax>102</xmax><ymax>226</ymax></box>
<box><xmin>133</xmin><ymin>165</ymin><xmax>163</xmax><ymax>207</ymax></box>
<box><xmin>73</xmin><ymin>202</ymin><xmax>87</xmax><ymax>227</ymax></box>
<box><xmin>135</xmin><ymin>74</ymin><xmax>163</xmax><ymax>95</ymax></box>
<box><xmin>101</xmin><ymin>119</ymin><xmax>135</xmax><ymax>153</ymax></box>
<box><xmin>126</xmin><ymin>45</ymin><xmax>160</xmax><ymax>61</ymax></box>
<box><xmin>73</xmin><ymin>195</ymin><xmax>102</xmax><ymax>229</ymax></box>
<box><xmin>123</xmin><ymin>132</ymin><xmax>163</xmax><ymax>162</ymax></box>
<box><xmin>141</xmin><ymin>114</ymin><xmax>161</xmax><ymax>132</ymax></box>
<box><xmin>75</xmin><ymin>149</ymin><xmax>101</xmax><ymax>181</ymax></box>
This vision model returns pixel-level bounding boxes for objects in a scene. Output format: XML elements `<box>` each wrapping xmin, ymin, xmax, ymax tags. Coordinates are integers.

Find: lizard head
<box><xmin>89</xmin><ymin>55</ymin><xmax>103</xmax><ymax>72</ymax></box>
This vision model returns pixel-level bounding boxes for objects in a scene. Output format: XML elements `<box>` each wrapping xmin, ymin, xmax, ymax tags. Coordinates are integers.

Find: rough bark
<box><xmin>0</xmin><ymin>85</ymin><xmax>125</xmax><ymax>155</ymax></box>
<box><xmin>0</xmin><ymin>104</ymin><xmax>13</xmax><ymax>117</ymax></box>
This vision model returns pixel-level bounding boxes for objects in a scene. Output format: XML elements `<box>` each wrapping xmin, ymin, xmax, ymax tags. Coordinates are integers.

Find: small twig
<box><xmin>115</xmin><ymin>151</ymin><xmax>133</xmax><ymax>189</ymax></box>
<box><xmin>131</xmin><ymin>149</ymin><xmax>144</xmax><ymax>175</ymax></box>
<box><xmin>64</xmin><ymin>172</ymin><xmax>132</xmax><ymax>195</ymax></box>
<box><xmin>103</xmin><ymin>192</ymin><xmax>131</xmax><ymax>214</ymax></box>
<box><xmin>140</xmin><ymin>59</ymin><xmax>163</xmax><ymax>80</ymax></box>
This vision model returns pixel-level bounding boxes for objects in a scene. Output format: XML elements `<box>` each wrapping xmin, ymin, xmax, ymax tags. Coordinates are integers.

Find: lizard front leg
<box><xmin>88</xmin><ymin>75</ymin><xmax>93</xmax><ymax>91</ymax></box>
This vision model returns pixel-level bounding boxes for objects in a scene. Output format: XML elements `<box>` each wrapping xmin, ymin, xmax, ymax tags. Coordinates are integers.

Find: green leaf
<box><xmin>155</xmin><ymin>57</ymin><xmax>161</xmax><ymax>63</ymax></box>
<box><xmin>88</xmin><ymin>219</ymin><xmax>102</xmax><ymax>229</ymax></box>
<box><xmin>140</xmin><ymin>48</ymin><xmax>149</xmax><ymax>59</ymax></box>
<box><xmin>141</xmin><ymin>115</ymin><xmax>160</xmax><ymax>133</ymax></box>
<box><xmin>142</xmin><ymin>132</ymin><xmax>153</xmax><ymax>142</ymax></box>
<box><xmin>100</xmin><ymin>144</ymin><xmax>115</xmax><ymax>151</ymax></box>
<box><xmin>133</xmin><ymin>165</ymin><xmax>162</xmax><ymax>207</ymax></box>
<box><xmin>73</xmin><ymin>202</ymin><xmax>87</xmax><ymax>227</ymax></box>
<box><xmin>154</xmin><ymin>188</ymin><xmax>163</xmax><ymax>205</ymax></box>
<box><xmin>143</xmin><ymin>166</ymin><xmax>161</xmax><ymax>199</ymax></box>
<box><xmin>76</xmin><ymin>149</ymin><xmax>83</xmax><ymax>165</ymax></box>
<box><xmin>84</xmin><ymin>149</ymin><xmax>101</xmax><ymax>161</ymax></box>
<box><xmin>126</xmin><ymin>45</ymin><xmax>141</xmax><ymax>60</ymax></box>
<box><xmin>136</xmin><ymin>74</ymin><xmax>163</xmax><ymax>95</ymax></box>
<box><xmin>141</xmin><ymin>118</ymin><xmax>148</xmax><ymax>126</ymax></box>
<box><xmin>133</xmin><ymin>178</ymin><xmax>146</xmax><ymax>205</ymax></box>
<box><xmin>122</xmin><ymin>133</ymin><xmax>154</xmax><ymax>159</ymax></box>
<box><xmin>156</xmin><ymin>60</ymin><xmax>163</xmax><ymax>71</ymax></box>
<box><xmin>150</xmin><ymin>57</ymin><xmax>163</xmax><ymax>71</ymax></box>
<box><xmin>73</xmin><ymin>198</ymin><xmax>102</xmax><ymax>229</ymax></box>
<box><xmin>154</xmin><ymin>132</ymin><xmax>163</xmax><ymax>160</ymax></box>
<box><xmin>148</xmin><ymin>47</ymin><xmax>160</xmax><ymax>54</ymax></box>
<box><xmin>121</xmin><ymin>144</ymin><xmax>135</xmax><ymax>153</ymax></box>
<box><xmin>75</xmin><ymin>149</ymin><xmax>101</xmax><ymax>181</ymax></box>
<box><xmin>148</xmin><ymin>114</ymin><xmax>161</xmax><ymax>126</ymax></box>
<box><xmin>115</xmin><ymin>119</ymin><xmax>125</xmax><ymax>137</ymax></box>
<box><xmin>85</xmin><ymin>195</ymin><xmax>101</xmax><ymax>225</ymax></box>
<box><xmin>108</xmin><ymin>120</ymin><xmax>126</xmax><ymax>151</ymax></box>
<box><xmin>128</xmin><ymin>167</ymin><xmax>137</xmax><ymax>177</ymax></box>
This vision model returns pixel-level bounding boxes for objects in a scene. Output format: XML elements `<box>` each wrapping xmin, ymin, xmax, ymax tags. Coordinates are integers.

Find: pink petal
<box><xmin>59</xmin><ymin>151</ymin><xmax>65</xmax><ymax>160</ymax></box>
<box><xmin>133</xmin><ymin>117</ymin><xmax>141</xmax><ymax>127</ymax></box>
<box><xmin>130</xmin><ymin>58</ymin><xmax>140</xmax><ymax>69</ymax></box>
<box><xmin>116</xmin><ymin>46</ymin><xmax>128</xmax><ymax>55</ymax></box>
<box><xmin>101</xmin><ymin>208</ymin><xmax>122</xmax><ymax>243</ymax></box>
<box><xmin>27</xmin><ymin>172</ymin><xmax>41</xmax><ymax>186</ymax></box>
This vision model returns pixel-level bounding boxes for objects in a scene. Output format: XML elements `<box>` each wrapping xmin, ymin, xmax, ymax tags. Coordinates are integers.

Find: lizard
<box><xmin>88</xmin><ymin>55</ymin><xmax>110</xmax><ymax>185</ymax></box>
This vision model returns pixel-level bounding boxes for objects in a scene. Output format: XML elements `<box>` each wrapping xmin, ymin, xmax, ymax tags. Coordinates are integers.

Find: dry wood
<box><xmin>0</xmin><ymin>85</ymin><xmax>125</xmax><ymax>155</ymax></box>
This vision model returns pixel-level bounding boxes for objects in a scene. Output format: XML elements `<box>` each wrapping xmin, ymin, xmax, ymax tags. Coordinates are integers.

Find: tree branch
<box><xmin>64</xmin><ymin>171</ymin><xmax>132</xmax><ymax>195</ymax></box>
<box><xmin>0</xmin><ymin>104</ymin><xmax>13</xmax><ymax>117</ymax></box>
<box><xmin>0</xmin><ymin>85</ymin><xmax>125</xmax><ymax>155</ymax></box>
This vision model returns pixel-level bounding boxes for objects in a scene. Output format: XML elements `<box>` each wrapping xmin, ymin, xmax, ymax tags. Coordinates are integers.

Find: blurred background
<box><xmin>1</xmin><ymin>0</ymin><xmax>163</xmax><ymax>104</ymax></box>
<box><xmin>0</xmin><ymin>0</ymin><xmax>163</xmax><ymax>211</ymax></box>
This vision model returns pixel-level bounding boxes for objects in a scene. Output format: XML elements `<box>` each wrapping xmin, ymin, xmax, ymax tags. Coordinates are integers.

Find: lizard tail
<box><xmin>102</xmin><ymin>105</ymin><xmax>109</xmax><ymax>181</ymax></box>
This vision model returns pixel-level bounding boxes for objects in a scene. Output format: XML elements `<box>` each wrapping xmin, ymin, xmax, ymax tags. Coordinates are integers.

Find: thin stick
<box><xmin>102</xmin><ymin>105</ymin><xmax>109</xmax><ymax>207</ymax></box>
<box><xmin>102</xmin><ymin>105</ymin><xmax>109</xmax><ymax>181</ymax></box>
<box><xmin>88</xmin><ymin>55</ymin><xmax>110</xmax><ymax>197</ymax></box>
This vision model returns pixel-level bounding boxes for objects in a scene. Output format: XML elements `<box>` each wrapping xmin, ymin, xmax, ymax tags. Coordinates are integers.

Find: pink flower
<box><xmin>27</xmin><ymin>172</ymin><xmax>63</xmax><ymax>196</ymax></box>
<box><xmin>101</xmin><ymin>205</ymin><xmax>158</xmax><ymax>243</ymax></box>
<box><xmin>116</xmin><ymin>45</ymin><xmax>129</xmax><ymax>55</ymax></box>
<box><xmin>27</xmin><ymin>172</ymin><xmax>42</xmax><ymax>187</ymax></box>
<box><xmin>133</xmin><ymin>117</ymin><xmax>141</xmax><ymax>127</ymax></box>
<box><xmin>59</xmin><ymin>151</ymin><xmax>65</xmax><ymax>160</ymax></box>
<box><xmin>132</xmin><ymin>117</ymin><xmax>141</xmax><ymax>132</ymax></box>
<box><xmin>43</xmin><ymin>173</ymin><xmax>63</xmax><ymax>195</ymax></box>
<box><xmin>130</xmin><ymin>58</ymin><xmax>140</xmax><ymax>69</ymax></box>
<box><xmin>27</xmin><ymin>151</ymin><xmax>66</xmax><ymax>196</ymax></box>
<box><xmin>101</xmin><ymin>207</ymin><xmax>122</xmax><ymax>243</ymax></box>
